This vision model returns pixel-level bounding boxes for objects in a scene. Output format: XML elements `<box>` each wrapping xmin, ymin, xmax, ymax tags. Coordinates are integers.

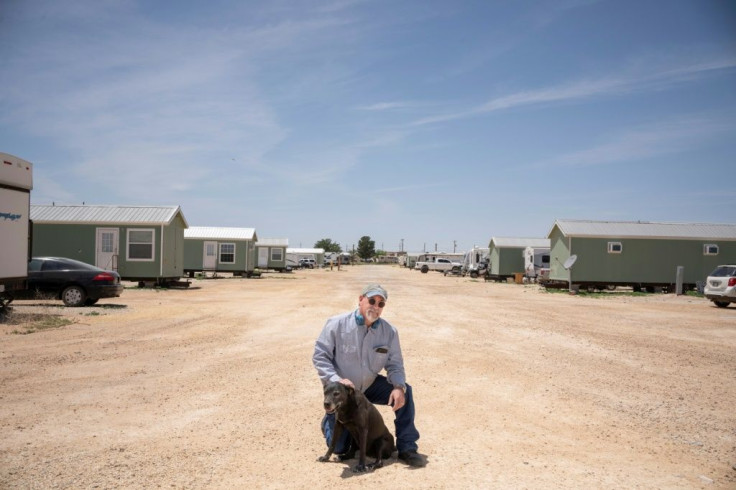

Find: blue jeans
<box><xmin>321</xmin><ymin>375</ymin><xmax>420</xmax><ymax>453</ymax></box>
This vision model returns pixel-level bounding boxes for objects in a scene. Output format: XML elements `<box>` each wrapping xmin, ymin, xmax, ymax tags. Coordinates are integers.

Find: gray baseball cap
<box><xmin>361</xmin><ymin>284</ymin><xmax>387</xmax><ymax>299</ymax></box>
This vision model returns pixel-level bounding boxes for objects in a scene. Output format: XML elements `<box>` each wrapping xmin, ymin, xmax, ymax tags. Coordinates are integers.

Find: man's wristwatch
<box><xmin>394</xmin><ymin>385</ymin><xmax>406</xmax><ymax>394</ymax></box>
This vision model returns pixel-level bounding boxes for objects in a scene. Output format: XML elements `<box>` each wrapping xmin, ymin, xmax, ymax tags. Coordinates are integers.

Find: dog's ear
<box><xmin>344</xmin><ymin>384</ymin><xmax>355</xmax><ymax>396</ymax></box>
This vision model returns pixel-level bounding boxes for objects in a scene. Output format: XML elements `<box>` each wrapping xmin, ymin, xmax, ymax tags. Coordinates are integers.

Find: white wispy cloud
<box><xmin>357</xmin><ymin>102</ymin><xmax>415</xmax><ymax>111</ymax></box>
<box><xmin>2</xmin><ymin>2</ymin><xmax>370</xmax><ymax>204</ymax></box>
<box><xmin>409</xmin><ymin>57</ymin><xmax>736</xmax><ymax>126</ymax></box>
<box><xmin>372</xmin><ymin>183</ymin><xmax>444</xmax><ymax>194</ymax></box>
<box><xmin>531</xmin><ymin>115</ymin><xmax>735</xmax><ymax>168</ymax></box>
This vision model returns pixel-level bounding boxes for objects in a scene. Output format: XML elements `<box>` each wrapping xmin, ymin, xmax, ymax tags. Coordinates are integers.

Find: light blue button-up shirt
<box><xmin>313</xmin><ymin>310</ymin><xmax>406</xmax><ymax>392</ymax></box>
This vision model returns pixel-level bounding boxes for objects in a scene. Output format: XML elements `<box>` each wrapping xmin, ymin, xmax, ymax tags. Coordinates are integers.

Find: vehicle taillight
<box><xmin>93</xmin><ymin>272</ymin><xmax>115</xmax><ymax>282</ymax></box>
<box><xmin>729</xmin><ymin>277</ymin><xmax>736</xmax><ymax>287</ymax></box>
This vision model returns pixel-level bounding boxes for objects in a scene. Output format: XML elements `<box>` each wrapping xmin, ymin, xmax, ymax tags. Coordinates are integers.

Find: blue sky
<box><xmin>2</xmin><ymin>0</ymin><xmax>735</xmax><ymax>253</ymax></box>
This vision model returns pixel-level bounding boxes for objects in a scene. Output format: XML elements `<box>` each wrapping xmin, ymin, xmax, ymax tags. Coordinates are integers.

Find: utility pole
<box><xmin>434</xmin><ymin>243</ymin><xmax>437</xmax><ymax>252</ymax></box>
<box><xmin>453</xmin><ymin>240</ymin><xmax>457</xmax><ymax>252</ymax></box>
<box><xmin>400</xmin><ymin>238</ymin><xmax>404</xmax><ymax>252</ymax></box>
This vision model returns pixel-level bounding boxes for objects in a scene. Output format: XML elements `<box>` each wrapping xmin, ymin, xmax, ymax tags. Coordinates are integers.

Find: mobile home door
<box><xmin>258</xmin><ymin>248</ymin><xmax>269</xmax><ymax>268</ymax></box>
<box><xmin>96</xmin><ymin>228</ymin><xmax>119</xmax><ymax>270</ymax></box>
<box><xmin>203</xmin><ymin>241</ymin><xmax>217</xmax><ymax>270</ymax></box>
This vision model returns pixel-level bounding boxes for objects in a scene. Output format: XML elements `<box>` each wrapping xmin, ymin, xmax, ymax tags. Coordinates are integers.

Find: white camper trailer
<box><xmin>523</xmin><ymin>246</ymin><xmax>550</xmax><ymax>282</ymax></box>
<box><xmin>462</xmin><ymin>247</ymin><xmax>489</xmax><ymax>278</ymax></box>
<box><xmin>0</xmin><ymin>153</ymin><xmax>33</xmax><ymax>310</ymax></box>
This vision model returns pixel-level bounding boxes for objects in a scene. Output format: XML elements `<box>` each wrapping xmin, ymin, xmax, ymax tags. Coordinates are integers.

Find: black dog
<box><xmin>318</xmin><ymin>381</ymin><xmax>396</xmax><ymax>472</ymax></box>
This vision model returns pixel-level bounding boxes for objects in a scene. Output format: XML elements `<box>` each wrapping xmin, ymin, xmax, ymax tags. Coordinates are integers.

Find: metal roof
<box><xmin>287</xmin><ymin>248</ymin><xmax>325</xmax><ymax>254</ymax></box>
<box><xmin>256</xmin><ymin>238</ymin><xmax>289</xmax><ymax>247</ymax></box>
<box><xmin>550</xmin><ymin>219</ymin><xmax>736</xmax><ymax>240</ymax></box>
<box><xmin>184</xmin><ymin>226</ymin><xmax>256</xmax><ymax>240</ymax></box>
<box><xmin>31</xmin><ymin>204</ymin><xmax>188</xmax><ymax>227</ymax></box>
<box><xmin>490</xmin><ymin>237</ymin><xmax>550</xmax><ymax>248</ymax></box>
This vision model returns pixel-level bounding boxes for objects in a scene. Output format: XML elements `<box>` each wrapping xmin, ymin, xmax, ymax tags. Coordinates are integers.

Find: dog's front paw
<box><xmin>318</xmin><ymin>455</ymin><xmax>330</xmax><ymax>462</ymax></box>
<box><xmin>352</xmin><ymin>463</ymin><xmax>369</xmax><ymax>473</ymax></box>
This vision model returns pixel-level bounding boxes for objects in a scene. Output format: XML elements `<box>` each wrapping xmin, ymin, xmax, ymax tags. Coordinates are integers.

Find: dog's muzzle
<box><xmin>324</xmin><ymin>402</ymin><xmax>339</xmax><ymax>414</ymax></box>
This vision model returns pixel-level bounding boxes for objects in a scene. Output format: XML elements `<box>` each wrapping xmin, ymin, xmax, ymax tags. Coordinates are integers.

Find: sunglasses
<box><xmin>368</xmin><ymin>298</ymin><xmax>386</xmax><ymax>308</ymax></box>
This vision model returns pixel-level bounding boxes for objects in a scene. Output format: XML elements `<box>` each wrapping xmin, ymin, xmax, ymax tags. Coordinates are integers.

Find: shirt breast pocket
<box><xmin>369</xmin><ymin>345</ymin><xmax>389</xmax><ymax>373</ymax></box>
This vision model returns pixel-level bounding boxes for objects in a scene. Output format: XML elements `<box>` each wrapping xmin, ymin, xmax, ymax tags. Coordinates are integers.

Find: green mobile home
<box><xmin>487</xmin><ymin>237</ymin><xmax>551</xmax><ymax>281</ymax></box>
<box><xmin>31</xmin><ymin>204</ymin><xmax>188</xmax><ymax>283</ymax></box>
<box><xmin>547</xmin><ymin>219</ymin><xmax>736</xmax><ymax>290</ymax></box>
<box><xmin>184</xmin><ymin>227</ymin><xmax>258</xmax><ymax>277</ymax></box>
<box><xmin>255</xmin><ymin>238</ymin><xmax>289</xmax><ymax>272</ymax></box>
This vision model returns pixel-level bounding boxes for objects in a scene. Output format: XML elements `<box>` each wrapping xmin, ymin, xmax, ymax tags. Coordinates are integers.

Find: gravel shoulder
<box><xmin>1</xmin><ymin>265</ymin><xmax>735</xmax><ymax>489</ymax></box>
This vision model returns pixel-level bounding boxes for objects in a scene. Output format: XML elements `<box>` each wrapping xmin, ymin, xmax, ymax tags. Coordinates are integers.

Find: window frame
<box><xmin>270</xmin><ymin>248</ymin><xmax>283</xmax><ymax>261</ymax></box>
<box><xmin>607</xmin><ymin>241</ymin><xmax>623</xmax><ymax>254</ymax></box>
<box><xmin>703</xmin><ymin>244</ymin><xmax>719</xmax><ymax>256</ymax></box>
<box><xmin>219</xmin><ymin>242</ymin><xmax>236</xmax><ymax>264</ymax></box>
<box><xmin>127</xmin><ymin>228</ymin><xmax>156</xmax><ymax>262</ymax></box>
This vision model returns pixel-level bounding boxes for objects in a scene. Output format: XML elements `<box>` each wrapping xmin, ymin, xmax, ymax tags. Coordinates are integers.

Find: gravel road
<box><xmin>1</xmin><ymin>265</ymin><xmax>735</xmax><ymax>489</ymax></box>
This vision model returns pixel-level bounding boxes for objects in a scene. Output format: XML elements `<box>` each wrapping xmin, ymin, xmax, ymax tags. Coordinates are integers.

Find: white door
<box><xmin>203</xmin><ymin>241</ymin><xmax>217</xmax><ymax>269</ymax></box>
<box><xmin>96</xmin><ymin>228</ymin><xmax>119</xmax><ymax>270</ymax></box>
<box><xmin>258</xmin><ymin>248</ymin><xmax>269</xmax><ymax>268</ymax></box>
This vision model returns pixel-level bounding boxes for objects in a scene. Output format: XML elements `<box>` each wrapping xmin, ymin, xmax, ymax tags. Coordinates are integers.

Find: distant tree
<box><xmin>357</xmin><ymin>236</ymin><xmax>376</xmax><ymax>260</ymax></box>
<box><xmin>314</xmin><ymin>238</ymin><xmax>342</xmax><ymax>253</ymax></box>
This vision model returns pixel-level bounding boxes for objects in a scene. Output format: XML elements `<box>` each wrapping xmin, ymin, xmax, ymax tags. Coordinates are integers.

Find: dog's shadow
<box><xmin>338</xmin><ymin>455</ymin><xmax>397</xmax><ymax>478</ymax></box>
<box><xmin>336</xmin><ymin>451</ymin><xmax>428</xmax><ymax>477</ymax></box>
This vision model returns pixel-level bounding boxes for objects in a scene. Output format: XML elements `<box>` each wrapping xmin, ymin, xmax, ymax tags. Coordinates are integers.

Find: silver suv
<box><xmin>299</xmin><ymin>258</ymin><xmax>316</xmax><ymax>269</ymax></box>
<box><xmin>703</xmin><ymin>265</ymin><xmax>736</xmax><ymax>308</ymax></box>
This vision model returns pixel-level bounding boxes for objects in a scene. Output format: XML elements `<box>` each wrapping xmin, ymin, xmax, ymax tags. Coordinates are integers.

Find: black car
<box><xmin>26</xmin><ymin>257</ymin><xmax>124</xmax><ymax>307</ymax></box>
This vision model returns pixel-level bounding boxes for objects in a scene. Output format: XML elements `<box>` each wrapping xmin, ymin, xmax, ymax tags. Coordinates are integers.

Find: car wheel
<box><xmin>713</xmin><ymin>300</ymin><xmax>730</xmax><ymax>308</ymax></box>
<box><xmin>85</xmin><ymin>298</ymin><xmax>99</xmax><ymax>306</ymax></box>
<box><xmin>421</xmin><ymin>265</ymin><xmax>429</xmax><ymax>273</ymax></box>
<box><xmin>470</xmin><ymin>271</ymin><xmax>478</xmax><ymax>278</ymax></box>
<box><xmin>61</xmin><ymin>286</ymin><xmax>86</xmax><ymax>307</ymax></box>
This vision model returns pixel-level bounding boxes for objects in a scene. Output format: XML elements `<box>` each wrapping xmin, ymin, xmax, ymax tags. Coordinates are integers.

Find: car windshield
<box><xmin>709</xmin><ymin>266</ymin><xmax>736</xmax><ymax>277</ymax></box>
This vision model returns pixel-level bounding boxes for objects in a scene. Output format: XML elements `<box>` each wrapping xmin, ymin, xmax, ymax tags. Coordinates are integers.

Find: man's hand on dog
<box><xmin>389</xmin><ymin>387</ymin><xmax>405</xmax><ymax>411</ymax></box>
<box><xmin>338</xmin><ymin>378</ymin><xmax>354</xmax><ymax>388</ymax></box>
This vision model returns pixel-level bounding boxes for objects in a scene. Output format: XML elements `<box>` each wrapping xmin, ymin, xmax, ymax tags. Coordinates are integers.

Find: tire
<box><xmin>470</xmin><ymin>271</ymin><xmax>478</xmax><ymax>279</ymax></box>
<box><xmin>421</xmin><ymin>265</ymin><xmax>429</xmax><ymax>274</ymax></box>
<box><xmin>84</xmin><ymin>298</ymin><xmax>99</xmax><ymax>306</ymax></box>
<box><xmin>713</xmin><ymin>300</ymin><xmax>730</xmax><ymax>308</ymax></box>
<box><xmin>61</xmin><ymin>285</ymin><xmax>86</xmax><ymax>307</ymax></box>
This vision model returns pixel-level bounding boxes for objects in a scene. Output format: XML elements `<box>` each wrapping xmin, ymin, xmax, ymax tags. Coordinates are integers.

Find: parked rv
<box><xmin>523</xmin><ymin>246</ymin><xmax>550</xmax><ymax>282</ymax></box>
<box><xmin>0</xmin><ymin>153</ymin><xmax>33</xmax><ymax>310</ymax></box>
<box><xmin>462</xmin><ymin>247</ymin><xmax>489</xmax><ymax>278</ymax></box>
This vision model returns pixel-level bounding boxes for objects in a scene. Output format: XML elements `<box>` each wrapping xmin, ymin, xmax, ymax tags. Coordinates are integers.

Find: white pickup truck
<box><xmin>415</xmin><ymin>257</ymin><xmax>462</xmax><ymax>274</ymax></box>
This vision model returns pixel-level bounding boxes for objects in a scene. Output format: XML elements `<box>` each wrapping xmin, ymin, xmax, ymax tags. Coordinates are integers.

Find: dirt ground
<box><xmin>1</xmin><ymin>265</ymin><xmax>735</xmax><ymax>489</ymax></box>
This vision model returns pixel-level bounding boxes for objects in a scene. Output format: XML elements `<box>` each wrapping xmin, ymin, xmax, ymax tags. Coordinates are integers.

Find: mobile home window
<box><xmin>127</xmin><ymin>229</ymin><xmax>155</xmax><ymax>261</ymax></box>
<box><xmin>219</xmin><ymin>243</ymin><xmax>235</xmax><ymax>263</ymax></box>
<box><xmin>271</xmin><ymin>248</ymin><xmax>283</xmax><ymax>261</ymax></box>
<box><xmin>607</xmin><ymin>242</ymin><xmax>622</xmax><ymax>254</ymax></box>
<box><xmin>703</xmin><ymin>244</ymin><xmax>719</xmax><ymax>256</ymax></box>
